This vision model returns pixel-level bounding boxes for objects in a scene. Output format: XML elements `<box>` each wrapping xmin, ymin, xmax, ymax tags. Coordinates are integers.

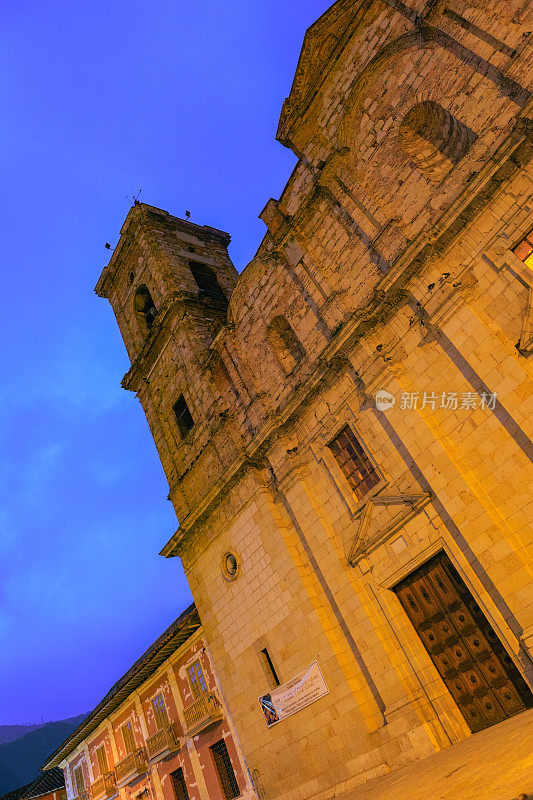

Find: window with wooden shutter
<box><xmin>73</xmin><ymin>766</ymin><xmax>85</xmax><ymax>797</ymax></box>
<box><xmin>152</xmin><ymin>692</ymin><xmax>169</xmax><ymax>730</ymax></box>
<box><xmin>329</xmin><ymin>426</ymin><xmax>380</xmax><ymax>500</ymax></box>
<box><xmin>171</xmin><ymin>768</ymin><xmax>190</xmax><ymax>800</ymax></box>
<box><xmin>96</xmin><ymin>744</ymin><xmax>108</xmax><ymax>776</ymax></box>
<box><xmin>189</xmin><ymin>262</ymin><xmax>228</xmax><ymax>306</ymax></box>
<box><xmin>187</xmin><ymin>659</ymin><xmax>207</xmax><ymax>698</ymax></box>
<box><xmin>121</xmin><ymin>720</ymin><xmax>135</xmax><ymax>754</ymax></box>
<box><xmin>210</xmin><ymin>740</ymin><xmax>240</xmax><ymax>799</ymax></box>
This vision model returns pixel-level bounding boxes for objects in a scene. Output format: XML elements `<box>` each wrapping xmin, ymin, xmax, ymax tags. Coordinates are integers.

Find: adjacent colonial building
<box><xmin>94</xmin><ymin>1</ymin><xmax>533</xmax><ymax>799</ymax></box>
<box><xmin>0</xmin><ymin>768</ymin><xmax>66</xmax><ymax>800</ymax></box>
<box><xmin>42</xmin><ymin>605</ymin><xmax>255</xmax><ymax>800</ymax></box>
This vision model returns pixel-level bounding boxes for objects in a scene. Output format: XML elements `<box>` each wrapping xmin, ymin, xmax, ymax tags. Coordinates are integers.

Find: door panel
<box><xmin>394</xmin><ymin>551</ymin><xmax>533</xmax><ymax>732</ymax></box>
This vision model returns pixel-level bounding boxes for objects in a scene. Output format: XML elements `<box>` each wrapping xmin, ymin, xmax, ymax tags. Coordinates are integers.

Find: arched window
<box><xmin>189</xmin><ymin>261</ymin><xmax>228</xmax><ymax>307</ymax></box>
<box><xmin>133</xmin><ymin>284</ymin><xmax>157</xmax><ymax>333</ymax></box>
<box><xmin>266</xmin><ymin>316</ymin><xmax>305</xmax><ymax>374</ymax></box>
<box><xmin>398</xmin><ymin>101</ymin><xmax>477</xmax><ymax>181</ymax></box>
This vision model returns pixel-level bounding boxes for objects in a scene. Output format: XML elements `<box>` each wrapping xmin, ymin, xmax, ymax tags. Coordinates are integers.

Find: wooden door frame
<box><xmin>377</xmin><ymin>539</ymin><xmax>532</xmax><ymax>690</ymax></box>
<box><xmin>389</xmin><ymin>547</ymin><xmax>533</xmax><ymax>731</ymax></box>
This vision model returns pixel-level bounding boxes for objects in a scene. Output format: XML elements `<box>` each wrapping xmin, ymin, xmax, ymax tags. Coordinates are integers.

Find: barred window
<box><xmin>211</xmin><ymin>739</ymin><xmax>240</xmax><ymax>799</ymax></box>
<box><xmin>329</xmin><ymin>426</ymin><xmax>379</xmax><ymax>500</ymax></box>
<box><xmin>187</xmin><ymin>659</ymin><xmax>207</xmax><ymax>698</ymax></box>
<box><xmin>152</xmin><ymin>692</ymin><xmax>169</xmax><ymax>730</ymax></box>
<box><xmin>513</xmin><ymin>228</ymin><xmax>533</xmax><ymax>270</ymax></box>
<box><xmin>171</xmin><ymin>768</ymin><xmax>190</xmax><ymax>800</ymax></box>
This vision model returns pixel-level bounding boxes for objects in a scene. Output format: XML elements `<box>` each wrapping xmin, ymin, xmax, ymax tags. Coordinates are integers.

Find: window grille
<box><xmin>211</xmin><ymin>740</ymin><xmax>240</xmax><ymax>799</ymax></box>
<box><xmin>329</xmin><ymin>426</ymin><xmax>380</xmax><ymax>500</ymax></box>
<box><xmin>73</xmin><ymin>767</ymin><xmax>85</xmax><ymax>797</ymax></box>
<box><xmin>152</xmin><ymin>692</ymin><xmax>169</xmax><ymax>730</ymax></box>
<box><xmin>187</xmin><ymin>659</ymin><xmax>207</xmax><ymax>698</ymax></box>
<box><xmin>96</xmin><ymin>744</ymin><xmax>108</xmax><ymax>776</ymax></box>
<box><xmin>171</xmin><ymin>768</ymin><xmax>190</xmax><ymax>800</ymax></box>
<box><xmin>121</xmin><ymin>720</ymin><xmax>135</xmax><ymax>754</ymax></box>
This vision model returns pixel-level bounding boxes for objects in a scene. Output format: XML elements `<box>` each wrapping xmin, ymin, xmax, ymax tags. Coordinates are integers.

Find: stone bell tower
<box><xmin>95</xmin><ymin>203</ymin><xmax>240</xmax><ymax>520</ymax></box>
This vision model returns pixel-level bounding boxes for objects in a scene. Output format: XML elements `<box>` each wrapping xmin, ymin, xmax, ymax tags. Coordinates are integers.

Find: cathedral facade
<box><xmin>96</xmin><ymin>0</ymin><xmax>533</xmax><ymax>798</ymax></box>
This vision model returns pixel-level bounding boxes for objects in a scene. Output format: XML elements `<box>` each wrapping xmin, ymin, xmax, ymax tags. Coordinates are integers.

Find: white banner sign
<box><xmin>259</xmin><ymin>661</ymin><xmax>329</xmax><ymax>727</ymax></box>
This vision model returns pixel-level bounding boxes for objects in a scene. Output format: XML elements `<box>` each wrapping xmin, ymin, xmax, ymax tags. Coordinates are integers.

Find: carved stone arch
<box><xmin>336</xmin><ymin>29</ymin><xmax>427</xmax><ymax>152</ymax></box>
<box><xmin>337</xmin><ymin>24</ymin><xmax>527</xmax><ymax>157</ymax></box>
<box><xmin>398</xmin><ymin>100</ymin><xmax>477</xmax><ymax>181</ymax></box>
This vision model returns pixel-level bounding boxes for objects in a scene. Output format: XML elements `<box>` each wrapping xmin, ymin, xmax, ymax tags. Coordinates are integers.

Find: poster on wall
<box><xmin>259</xmin><ymin>660</ymin><xmax>329</xmax><ymax>727</ymax></box>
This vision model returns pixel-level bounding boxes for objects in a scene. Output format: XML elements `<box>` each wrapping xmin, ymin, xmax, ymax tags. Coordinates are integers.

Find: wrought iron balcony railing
<box><xmin>146</xmin><ymin>723</ymin><xmax>182</xmax><ymax>760</ymax></box>
<box><xmin>114</xmin><ymin>748</ymin><xmax>147</xmax><ymax>785</ymax></box>
<box><xmin>183</xmin><ymin>691</ymin><xmax>223</xmax><ymax>737</ymax></box>
<box><xmin>90</xmin><ymin>772</ymin><xmax>116</xmax><ymax>800</ymax></box>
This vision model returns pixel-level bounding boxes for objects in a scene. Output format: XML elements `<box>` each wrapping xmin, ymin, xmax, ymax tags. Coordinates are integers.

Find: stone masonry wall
<box><xmin>96</xmin><ymin>1</ymin><xmax>533</xmax><ymax>799</ymax></box>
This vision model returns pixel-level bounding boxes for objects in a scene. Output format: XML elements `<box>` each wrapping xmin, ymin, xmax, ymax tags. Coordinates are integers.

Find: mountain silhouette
<box><xmin>0</xmin><ymin>715</ymin><xmax>86</xmax><ymax>795</ymax></box>
<box><xmin>0</xmin><ymin>725</ymin><xmax>42</xmax><ymax>746</ymax></box>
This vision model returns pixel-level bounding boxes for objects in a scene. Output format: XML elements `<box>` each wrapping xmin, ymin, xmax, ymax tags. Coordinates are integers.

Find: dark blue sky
<box><xmin>0</xmin><ymin>0</ymin><xmax>331</xmax><ymax>724</ymax></box>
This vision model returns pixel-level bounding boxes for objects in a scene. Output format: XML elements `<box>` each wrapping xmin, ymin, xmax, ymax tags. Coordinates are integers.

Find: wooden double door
<box><xmin>394</xmin><ymin>552</ymin><xmax>533</xmax><ymax>733</ymax></box>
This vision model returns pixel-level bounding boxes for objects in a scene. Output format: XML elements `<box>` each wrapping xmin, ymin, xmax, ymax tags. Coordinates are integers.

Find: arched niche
<box><xmin>336</xmin><ymin>30</ymin><xmax>428</xmax><ymax>153</ymax></box>
<box><xmin>398</xmin><ymin>101</ymin><xmax>476</xmax><ymax>180</ymax></box>
<box><xmin>266</xmin><ymin>315</ymin><xmax>305</xmax><ymax>374</ymax></box>
<box><xmin>335</xmin><ymin>25</ymin><xmax>515</xmax><ymax>157</ymax></box>
<box><xmin>133</xmin><ymin>284</ymin><xmax>157</xmax><ymax>334</ymax></box>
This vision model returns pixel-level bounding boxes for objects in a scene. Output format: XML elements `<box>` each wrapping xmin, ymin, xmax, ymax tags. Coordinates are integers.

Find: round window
<box><xmin>221</xmin><ymin>551</ymin><xmax>239</xmax><ymax>581</ymax></box>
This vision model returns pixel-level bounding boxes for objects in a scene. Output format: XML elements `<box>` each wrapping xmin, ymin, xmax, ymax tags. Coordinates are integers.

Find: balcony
<box><xmin>90</xmin><ymin>772</ymin><xmax>116</xmax><ymax>800</ymax></box>
<box><xmin>114</xmin><ymin>748</ymin><xmax>147</xmax><ymax>786</ymax></box>
<box><xmin>183</xmin><ymin>691</ymin><xmax>223</xmax><ymax>737</ymax></box>
<box><xmin>146</xmin><ymin>723</ymin><xmax>182</xmax><ymax>760</ymax></box>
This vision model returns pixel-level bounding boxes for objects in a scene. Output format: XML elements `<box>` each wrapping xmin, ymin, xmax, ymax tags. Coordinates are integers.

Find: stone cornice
<box><xmin>277</xmin><ymin>0</ymin><xmax>375</xmax><ymax>150</ymax></box>
<box><xmin>270</xmin><ymin>114</ymin><xmax>533</xmax><ymax>296</ymax></box>
<box><xmin>122</xmin><ymin>292</ymin><xmax>228</xmax><ymax>393</ymax></box>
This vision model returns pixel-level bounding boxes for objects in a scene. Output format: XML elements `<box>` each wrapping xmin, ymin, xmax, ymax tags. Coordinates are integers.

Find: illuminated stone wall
<box><xmin>96</xmin><ymin>0</ymin><xmax>533</xmax><ymax>798</ymax></box>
